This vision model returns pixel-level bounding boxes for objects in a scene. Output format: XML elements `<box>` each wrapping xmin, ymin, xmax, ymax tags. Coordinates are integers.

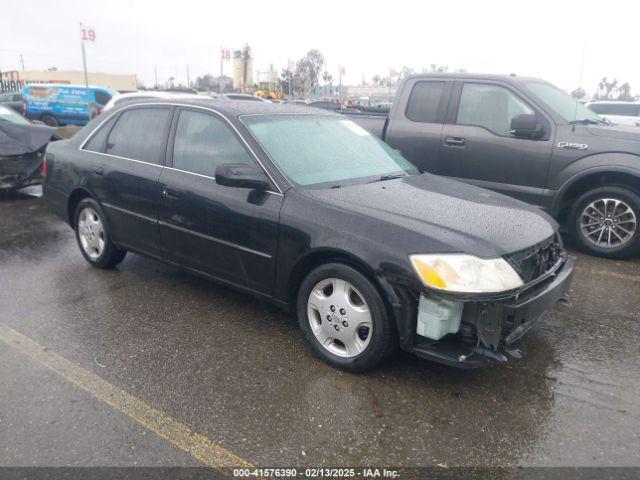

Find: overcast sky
<box><xmin>1</xmin><ymin>0</ymin><xmax>638</xmax><ymax>95</ymax></box>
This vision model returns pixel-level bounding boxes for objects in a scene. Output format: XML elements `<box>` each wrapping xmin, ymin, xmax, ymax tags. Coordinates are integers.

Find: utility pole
<box><xmin>287</xmin><ymin>59</ymin><xmax>293</xmax><ymax>99</ymax></box>
<box><xmin>186</xmin><ymin>65</ymin><xmax>190</xmax><ymax>88</ymax></box>
<box><xmin>20</xmin><ymin>54</ymin><xmax>25</xmax><ymax>71</ymax></box>
<box><xmin>154</xmin><ymin>66</ymin><xmax>158</xmax><ymax>89</ymax></box>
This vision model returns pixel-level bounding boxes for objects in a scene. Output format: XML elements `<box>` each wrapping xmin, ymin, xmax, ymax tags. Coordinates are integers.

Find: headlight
<box><xmin>410</xmin><ymin>254</ymin><xmax>523</xmax><ymax>293</ymax></box>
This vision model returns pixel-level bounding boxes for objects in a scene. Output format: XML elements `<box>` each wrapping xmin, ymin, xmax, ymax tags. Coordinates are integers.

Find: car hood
<box><xmin>586</xmin><ymin>124</ymin><xmax>640</xmax><ymax>142</ymax></box>
<box><xmin>302</xmin><ymin>174</ymin><xmax>557</xmax><ymax>258</ymax></box>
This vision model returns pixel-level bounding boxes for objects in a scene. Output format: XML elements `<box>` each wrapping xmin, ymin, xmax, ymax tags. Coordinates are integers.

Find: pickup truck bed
<box><xmin>344</xmin><ymin>111</ymin><xmax>389</xmax><ymax>138</ymax></box>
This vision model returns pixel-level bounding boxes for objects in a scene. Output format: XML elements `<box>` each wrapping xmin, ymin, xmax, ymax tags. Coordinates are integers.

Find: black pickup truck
<box><xmin>346</xmin><ymin>73</ymin><xmax>640</xmax><ymax>259</ymax></box>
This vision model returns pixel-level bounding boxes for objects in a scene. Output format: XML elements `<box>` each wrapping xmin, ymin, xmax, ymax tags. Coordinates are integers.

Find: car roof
<box><xmin>405</xmin><ymin>72</ymin><xmax>548</xmax><ymax>85</ymax></box>
<box><xmin>586</xmin><ymin>100</ymin><xmax>640</xmax><ymax>105</ymax></box>
<box><xmin>109</xmin><ymin>96</ymin><xmax>337</xmax><ymax>117</ymax></box>
<box><xmin>113</xmin><ymin>91</ymin><xmax>202</xmax><ymax>101</ymax></box>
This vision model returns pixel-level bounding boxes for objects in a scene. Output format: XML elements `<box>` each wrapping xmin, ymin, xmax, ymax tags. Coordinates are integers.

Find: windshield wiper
<box><xmin>569</xmin><ymin>118</ymin><xmax>607</xmax><ymax>125</ymax></box>
<box><xmin>366</xmin><ymin>173</ymin><xmax>408</xmax><ymax>184</ymax></box>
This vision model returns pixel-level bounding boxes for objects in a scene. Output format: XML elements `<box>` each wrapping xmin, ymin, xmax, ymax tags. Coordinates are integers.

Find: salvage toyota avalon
<box><xmin>43</xmin><ymin>99</ymin><xmax>575</xmax><ymax>371</ymax></box>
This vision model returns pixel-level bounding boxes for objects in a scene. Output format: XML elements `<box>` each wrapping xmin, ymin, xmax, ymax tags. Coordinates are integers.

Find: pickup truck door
<box><xmin>439</xmin><ymin>81</ymin><xmax>553</xmax><ymax>206</ymax></box>
<box><xmin>158</xmin><ymin>107</ymin><xmax>283</xmax><ymax>295</ymax></box>
<box><xmin>384</xmin><ymin>78</ymin><xmax>452</xmax><ymax>174</ymax></box>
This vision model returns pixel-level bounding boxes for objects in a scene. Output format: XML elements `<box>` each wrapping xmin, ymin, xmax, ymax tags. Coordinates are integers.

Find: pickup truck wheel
<box><xmin>74</xmin><ymin>198</ymin><xmax>127</xmax><ymax>268</ymax></box>
<box><xmin>570</xmin><ymin>186</ymin><xmax>640</xmax><ymax>259</ymax></box>
<box><xmin>297</xmin><ymin>263</ymin><xmax>396</xmax><ymax>372</ymax></box>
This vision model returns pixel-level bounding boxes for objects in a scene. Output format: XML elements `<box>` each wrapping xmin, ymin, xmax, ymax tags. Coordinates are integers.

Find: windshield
<box><xmin>525</xmin><ymin>81</ymin><xmax>602</xmax><ymax>123</ymax></box>
<box><xmin>243</xmin><ymin>115</ymin><xmax>415</xmax><ymax>187</ymax></box>
<box><xmin>0</xmin><ymin>105</ymin><xmax>30</xmax><ymax>125</ymax></box>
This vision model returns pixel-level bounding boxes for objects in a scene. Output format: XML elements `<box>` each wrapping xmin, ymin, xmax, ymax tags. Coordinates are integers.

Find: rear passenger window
<box><xmin>171</xmin><ymin>110</ymin><xmax>253</xmax><ymax>177</ymax></box>
<box><xmin>405</xmin><ymin>81</ymin><xmax>445</xmax><ymax>122</ymax></box>
<box><xmin>106</xmin><ymin>108</ymin><xmax>171</xmax><ymax>164</ymax></box>
<box><xmin>84</xmin><ymin>116</ymin><xmax>117</xmax><ymax>153</ymax></box>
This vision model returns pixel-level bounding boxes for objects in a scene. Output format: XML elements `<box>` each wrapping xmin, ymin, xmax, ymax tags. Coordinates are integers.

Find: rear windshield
<box><xmin>243</xmin><ymin>114</ymin><xmax>415</xmax><ymax>188</ymax></box>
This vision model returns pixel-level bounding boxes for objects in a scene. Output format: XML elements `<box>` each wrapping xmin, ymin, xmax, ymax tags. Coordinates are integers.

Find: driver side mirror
<box><xmin>215</xmin><ymin>164</ymin><xmax>271</xmax><ymax>190</ymax></box>
<box><xmin>510</xmin><ymin>114</ymin><xmax>544</xmax><ymax>139</ymax></box>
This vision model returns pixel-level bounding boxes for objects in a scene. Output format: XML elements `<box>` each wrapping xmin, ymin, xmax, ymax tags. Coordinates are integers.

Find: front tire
<box><xmin>74</xmin><ymin>198</ymin><xmax>126</xmax><ymax>268</ymax></box>
<box><xmin>297</xmin><ymin>263</ymin><xmax>396</xmax><ymax>372</ymax></box>
<box><xmin>570</xmin><ymin>186</ymin><xmax>640</xmax><ymax>259</ymax></box>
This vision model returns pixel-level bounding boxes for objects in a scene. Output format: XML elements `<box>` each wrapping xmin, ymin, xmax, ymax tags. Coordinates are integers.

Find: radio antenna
<box><xmin>572</xmin><ymin>41</ymin><xmax>586</xmax><ymax>132</ymax></box>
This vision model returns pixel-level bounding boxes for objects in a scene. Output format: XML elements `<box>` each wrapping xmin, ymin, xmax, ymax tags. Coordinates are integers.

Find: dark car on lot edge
<box><xmin>43</xmin><ymin>98</ymin><xmax>575</xmax><ymax>371</ymax></box>
<box><xmin>346</xmin><ymin>73</ymin><xmax>640</xmax><ymax>259</ymax></box>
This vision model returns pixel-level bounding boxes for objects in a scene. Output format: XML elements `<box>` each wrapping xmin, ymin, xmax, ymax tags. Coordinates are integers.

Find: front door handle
<box><xmin>161</xmin><ymin>187</ymin><xmax>180</xmax><ymax>200</ymax></box>
<box><xmin>95</xmin><ymin>167</ymin><xmax>104</xmax><ymax>176</ymax></box>
<box><xmin>444</xmin><ymin>137</ymin><xmax>466</xmax><ymax>147</ymax></box>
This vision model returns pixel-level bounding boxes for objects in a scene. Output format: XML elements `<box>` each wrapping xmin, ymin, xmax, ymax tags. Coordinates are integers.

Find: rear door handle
<box><xmin>161</xmin><ymin>187</ymin><xmax>180</xmax><ymax>200</ymax></box>
<box><xmin>95</xmin><ymin>167</ymin><xmax>104</xmax><ymax>176</ymax></box>
<box><xmin>444</xmin><ymin>137</ymin><xmax>466</xmax><ymax>147</ymax></box>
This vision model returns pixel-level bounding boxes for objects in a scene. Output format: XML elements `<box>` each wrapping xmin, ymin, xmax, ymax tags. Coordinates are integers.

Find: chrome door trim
<box><xmin>158</xmin><ymin>220</ymin><xmax>272</xmax><ymax>259</ymax></box>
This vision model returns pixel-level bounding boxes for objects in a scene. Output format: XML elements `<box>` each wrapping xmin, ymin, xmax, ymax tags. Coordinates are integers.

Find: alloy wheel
<box><xmin>580</xmin><ymin>198</ymin><xmax>637</xmax><ymax>248</ymax></box>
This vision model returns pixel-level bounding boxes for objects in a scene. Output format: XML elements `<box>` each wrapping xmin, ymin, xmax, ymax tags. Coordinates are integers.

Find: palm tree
<box><xmin>322</xmin><ymin>71</ymin><xmax>333</xmax><ymax>96</ymax></box>
<box><xmin>618</xmin><ymin>82</ymin><xmax>632</xmax><ymax>101</ymax></box>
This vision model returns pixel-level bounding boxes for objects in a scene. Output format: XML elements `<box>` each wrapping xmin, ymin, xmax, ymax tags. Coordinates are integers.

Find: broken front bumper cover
<box><xmin>410</xmin><ymin>255</ymin><xmax>576</xmax><ymax>368</ymax></box>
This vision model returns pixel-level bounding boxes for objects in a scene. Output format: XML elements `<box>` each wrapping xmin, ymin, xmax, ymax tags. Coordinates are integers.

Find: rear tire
<box><xmin>40</xmin><ymin>114</ymin><xmax>58</xmax><ymax>126</ymax></box>
<box><xmin>296</xmin><ymin>263</ymin><xmax>396</xmax><ymax>372</ymax></box>
<box><xmin>570</xmin><ymin>186</ymin><xmax>640</xmax><ymax>259</ymax></box>
<box><xmin>74</xmin><ymin>198</ymin><xmax>126</xmax><ymax>268</ymax></box>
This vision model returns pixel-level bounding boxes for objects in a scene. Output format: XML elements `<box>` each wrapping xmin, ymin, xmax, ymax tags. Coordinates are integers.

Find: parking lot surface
<box><xmin>1</xmin><ymin>188</ymin><xmax>639</xmax><ymax>468</ymax></box>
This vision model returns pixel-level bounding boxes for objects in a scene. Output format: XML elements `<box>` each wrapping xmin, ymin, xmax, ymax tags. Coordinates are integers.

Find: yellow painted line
<box><xmin>0</xmin><ymin>322</ymin><xmax>253</xmax><ymax>469</ymax></box>
<box><xmin>581</xmin><ymin>268</ymin><xmax>640</xmax><ymax>283</ymax></box>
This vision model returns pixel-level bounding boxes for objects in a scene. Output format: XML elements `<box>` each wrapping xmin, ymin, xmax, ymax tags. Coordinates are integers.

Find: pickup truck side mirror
<box><xmin>215</xmin><ymin>164</ymin><xmax>271</xmax><ymax>190</ymax></box>
<box><xmin>510</xmin><ymin>114</ymin><xmax>544</xmax><ymax>139</ymax></box>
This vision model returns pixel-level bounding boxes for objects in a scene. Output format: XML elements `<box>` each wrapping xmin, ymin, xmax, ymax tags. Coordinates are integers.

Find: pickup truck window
<box><xmin>244</xmin><ymin>114</ymin><xmax>414</xmax><ymax>187</ymax></box>
<box><xmin>105</xmin><ymin>107</ymin><xmax>171</xmax><ymax>164</ymax></box>
<box><xmin>405</xmin><ymin>81</ymin><xmax>444</xmax><ymax>122</ymax></box>
<box><xmin>457</xmin><ymin>83</ymin><xmax>533</xmax><ymax>136</ymax></box>
<box><xmin>172</xmin><ymin>110</ymin><xmax>253</xmax><ymax>177</ymax></box>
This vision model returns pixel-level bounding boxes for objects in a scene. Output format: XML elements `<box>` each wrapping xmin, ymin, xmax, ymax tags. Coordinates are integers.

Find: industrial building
<box><xmin>1</xmin><ymin>70</ymin><xmax>137</xmax><ymax>92</ymax></box>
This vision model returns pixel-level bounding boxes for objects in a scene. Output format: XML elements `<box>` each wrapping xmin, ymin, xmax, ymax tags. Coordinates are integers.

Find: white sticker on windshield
<box><xmin>340</xmin><ymin>119</ymin><xmax>370</xmax><ymax>136</ymax></box>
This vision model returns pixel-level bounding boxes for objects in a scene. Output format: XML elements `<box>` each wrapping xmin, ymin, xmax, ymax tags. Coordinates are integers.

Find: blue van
<box><xmin>23</xmin><ymin>84</ymin><xmax>118</xmax><ymax>126</ymax></box>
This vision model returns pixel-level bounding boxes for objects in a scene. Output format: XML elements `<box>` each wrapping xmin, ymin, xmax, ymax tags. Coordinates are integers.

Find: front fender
<box><xmin>550</xmin><ymin>153</ymin><xmax>640</xmax><ymax>215</ymax></box>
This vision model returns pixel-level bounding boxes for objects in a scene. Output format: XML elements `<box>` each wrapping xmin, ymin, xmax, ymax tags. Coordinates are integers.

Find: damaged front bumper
<box><xmin>408</xmin><ymin>255</ymin><xmax>576</xmax><ymax>368</ymax></box>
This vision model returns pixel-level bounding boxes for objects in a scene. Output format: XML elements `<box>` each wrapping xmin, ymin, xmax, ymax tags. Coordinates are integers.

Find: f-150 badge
<box><xmin>557</xmin><ymin>142</ymin><xmax>588</xmax><ymax>150</ymax></box>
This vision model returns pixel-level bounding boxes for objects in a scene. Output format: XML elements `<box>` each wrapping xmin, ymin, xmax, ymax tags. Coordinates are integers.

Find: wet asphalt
<box><xmin>0</xmin><ymin>187</ymin><xmax>639</xmax><ymax>468</ymax></box>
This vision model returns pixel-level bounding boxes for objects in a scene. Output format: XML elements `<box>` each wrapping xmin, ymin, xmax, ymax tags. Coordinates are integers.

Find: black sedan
<box><xmin>43</xmin><ymin>98</ymin><xmax>575</xmax><ymax>371</ymax></box>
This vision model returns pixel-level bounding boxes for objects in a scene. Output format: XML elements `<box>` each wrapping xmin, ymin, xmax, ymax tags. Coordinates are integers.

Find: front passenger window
<box><xmin>172</xmin><ymin>110</ymin><xmax>254</xmax><ymax>177</ymax></box>
<box><xmin>456</xmin><ymin>83</ymin><xmax>534</xmax><ymax>136</ymax></box>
